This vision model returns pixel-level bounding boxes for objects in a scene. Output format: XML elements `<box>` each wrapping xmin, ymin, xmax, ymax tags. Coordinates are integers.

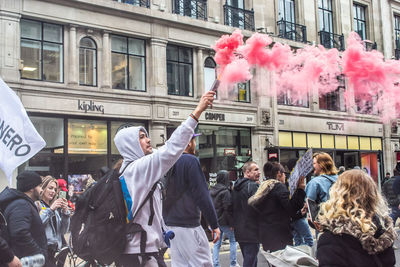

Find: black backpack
<box><xmin>70</xmin><ymin>164</ymin><xmax>158</xmax><ymax>265</ymax></box>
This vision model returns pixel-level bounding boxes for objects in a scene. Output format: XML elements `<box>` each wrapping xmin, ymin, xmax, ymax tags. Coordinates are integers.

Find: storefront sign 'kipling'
<box><xmin>78</xmin><ymin>100</ymin><xmax>105</xmax><ymax>114</ymax></box>
<box><xmin>205</xmin><ymin>112</ymin><xmax>225</xmax><ymax>121</ymax></box>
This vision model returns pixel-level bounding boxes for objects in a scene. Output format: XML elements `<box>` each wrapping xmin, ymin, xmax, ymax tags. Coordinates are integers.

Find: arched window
<box><xmin>203</xmin><ymin>57</ymin><xmax>216</xmax><ymax>93</ymax></box>
<box><xmin>79</xmin><ymin>37</ymin><xmax>97</xmax><ymax>86</ymax></box>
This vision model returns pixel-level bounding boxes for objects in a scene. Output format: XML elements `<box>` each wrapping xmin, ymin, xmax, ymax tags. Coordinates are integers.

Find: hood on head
<box><xmin>114</xmin><ymin>126</ymin><xmax>149</xmax><ymax>169</ymax></box>
<box><xmin>216</xmin><ymin>170</ymin><xmax>230</xmax><ymax>186</ymax></box>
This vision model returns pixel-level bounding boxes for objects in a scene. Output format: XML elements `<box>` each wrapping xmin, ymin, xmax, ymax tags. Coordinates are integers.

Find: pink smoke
<box><xmin>212</xmin><ymin>30</ymin><xmax>400</xmax><ymax>122</ymax></box>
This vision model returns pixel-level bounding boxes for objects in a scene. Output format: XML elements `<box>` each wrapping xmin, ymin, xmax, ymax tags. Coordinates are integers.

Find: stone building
<box><xmin>0</xmin><ymin>0</ymin><xmax>399</xmax><ymax>188</ymax></box>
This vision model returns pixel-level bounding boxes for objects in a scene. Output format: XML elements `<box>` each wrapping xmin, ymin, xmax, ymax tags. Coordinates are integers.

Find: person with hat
<box><xmin>0</xmin><ymin>171</ymin><xmax>47</xmax><ymax>262</ymax></box>
<box><xmin>162</xmin><ymin>132</ymin><xmax>220</xmax><ymax>267</ymax></box>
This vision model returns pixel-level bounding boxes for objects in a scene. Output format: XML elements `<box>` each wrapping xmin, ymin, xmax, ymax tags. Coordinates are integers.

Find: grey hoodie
<box><xmin>114</xmin><ymin>117</ymin><xmax>197</xmax><ymax>254</ymax></box>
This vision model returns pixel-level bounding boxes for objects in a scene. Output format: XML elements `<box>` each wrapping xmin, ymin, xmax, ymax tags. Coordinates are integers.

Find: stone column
<box><xmin>149</xmin><ymin>37</ymin><xmax>168</xmax><ymax>96</ymax></box>
<box><xmin>196</xmin><ymin>48</ymin><xmax>204</xmax><ymax>96</ymax></box>
<box><xmin>149</xmin><ymin>121</ymin><xmax>167</xmax><ymax>148</ymax></box>
<box><xmin>69</xmin><ymin>25</ymin><xmax>78</xmax><ymax>85</ymax></box>
<box><xmin>0</xmin><ymin>11</ymin><xmax>21</xmax><ymax>82</ymax></box>
<box><xmin>101</xmin><ymin>31</ymin><xmax>112</xmax><ymax>89</ymax></box>
<box><xmin>383</xmin><ymin>123</ymin><xmax>393</xmax><ymax>176</ymax></box>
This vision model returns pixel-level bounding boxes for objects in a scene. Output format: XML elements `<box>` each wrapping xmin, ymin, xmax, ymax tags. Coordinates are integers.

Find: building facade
<box><xmin>0</xmin><ymin>0</ymin><xmax>398</xmax><ymax>189</ymax></box>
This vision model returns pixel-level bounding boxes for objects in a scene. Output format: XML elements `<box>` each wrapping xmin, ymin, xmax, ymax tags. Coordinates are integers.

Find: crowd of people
<box><xmin>0</xmin><ymin>91</ymin><xmax>399</xmax><ymax>267</ymax></box>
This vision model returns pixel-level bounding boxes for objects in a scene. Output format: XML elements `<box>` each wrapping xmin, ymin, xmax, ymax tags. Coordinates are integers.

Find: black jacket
<box><xmin>210</xmin><ymin>171</ymin><xmax>233</xmax><ymax>227</ymax></box>
<box><xmin>383</xmin><ymin>177</ymin><xmax>400</xmax><ymax>207</ymax></box>
<box><xmin>0</xmin><ymin>211</ymin><xmax>14</xmax><ymax>266</ymax></box>
<box><xmin>317</xmin><ymin>231</ymin><xmax>395</xmax><ymax>267</ymax></box>
<box><xmin>248</xmin><ymin>181</ymin><xmax>305</xmax><ymax>252</ymax></box>
<box><xmin>163</xmin><ymin>154</ymin><xmax>219</xmax><ymax>229</ymax></box>
<box><xmin>0</xmin><ymin>187</ymin><xmax>47</xmax><ymax>259</ymax></box>
<box><xmin>231</xmin><ymin>177</ymin><xmax>259</xmax><ymax>243</ymax></box>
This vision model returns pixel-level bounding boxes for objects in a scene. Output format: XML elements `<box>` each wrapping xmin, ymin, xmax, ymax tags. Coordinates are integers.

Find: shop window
<box><xmin>335</xmin><ymin>135</ymin><xmax>347</xmax><ymax>150</ymax></box>
<box><xmin>279</xmin><ymin>131</ymin><xmax>292</xmax><ymax>147</ymax></box>
<box><xmin>353</xmin><ymin>3</ymin><xmax>367</xmax><ymax>40</ymax></box>
<box><xmin>167</xmin><ymin>44</ymin><xmax>193</xmax><ymax>96</ymax></box>
<box><xmin>20</xmin><ymin>19</ymin><xmax>64</xmax><ymax>82</ymax></box>
<box><xmin>293</xmin><ymin>132</ymin><xmax>306</xmax><ymax>148</ymax></box>
<box><xmin>347</xmin><ymin>136</ymin><xmax>359</xmax><ymax>150</ymax></box>
<box><xmin>18</xmin><ymin>117</ymin><xmax>65</xmax><ymax>178</ymax></box>
<box><xmin>111</xmin><ymin>35</ymin><xmax>146</xmax><ymax>91</ymax></box>
<box><xmin>197</xmin><ymin>125</ymin><xmax>251</xmax><ymax>175</ymax></box>
<box><xmin>204</xmin><ymin>57</ymin><xmax>216</xmax><ymax>93</ymax></box>
<box><xmin>307</xmin><ymin>133</ymin><xmax>321</xmax><ymax>148</ymax></box>
<box><xmin>79</xmin><ymin>37</ymin><xmax>97</xmax><ymax>86</ymax></box>
<box><xmin>321</xmin><ymin>134</ymin><xmax>334</xmax><ymax>149</ymax></box>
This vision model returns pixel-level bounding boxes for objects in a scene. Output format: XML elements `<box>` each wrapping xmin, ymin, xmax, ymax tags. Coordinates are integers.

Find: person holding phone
<box><xmin>36</xmin><ymin>176</ymin><xmax>70</xmax><ymax>267</ymax></box>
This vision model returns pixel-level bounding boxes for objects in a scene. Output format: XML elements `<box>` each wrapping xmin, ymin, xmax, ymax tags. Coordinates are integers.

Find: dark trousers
<box><xmin>238</xmin><ymin>242</ymin><xmax>259</xmax><ymax>267</ymax></box>
<box><xmin>116</xmin><ymin>252</ymin><xmax>167</xmax><ymax>267</ymax></box>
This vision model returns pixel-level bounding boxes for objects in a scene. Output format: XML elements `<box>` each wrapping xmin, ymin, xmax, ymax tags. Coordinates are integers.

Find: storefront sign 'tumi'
<box><xmin>78</xmin><ymin>100</ymin><xmax>105</xmax><ymax>114</ymax></box>
<box><xmin>326</xmin><ymin>122</ymin><xmax>345</xmax><ymax>131</ymax></box>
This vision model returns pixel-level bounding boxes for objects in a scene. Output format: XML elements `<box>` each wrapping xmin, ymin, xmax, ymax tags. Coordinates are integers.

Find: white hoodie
<box><xmin>114</xmin><ymin>117</ymin><xmax>197</xmax><ymax>254</ymax></box>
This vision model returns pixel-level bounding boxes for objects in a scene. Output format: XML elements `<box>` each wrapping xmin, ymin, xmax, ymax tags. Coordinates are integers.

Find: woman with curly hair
<box><xmin>317</xmin><ymin>170</ymin><xmax>397</xmax><ymax>267</ymax></box>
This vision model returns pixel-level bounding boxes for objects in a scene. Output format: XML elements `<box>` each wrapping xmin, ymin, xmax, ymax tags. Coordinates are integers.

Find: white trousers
<box><xmin>169</xmin><ymin>225</ymin><xmax>213</xmax><ymax>267</ymax></box>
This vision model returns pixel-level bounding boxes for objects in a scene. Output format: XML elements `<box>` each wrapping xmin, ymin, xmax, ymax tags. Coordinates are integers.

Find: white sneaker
<box><xmin>230</xmin><ymin>264</ymin><xmax>240</xmax><ymax>267</ymax></box>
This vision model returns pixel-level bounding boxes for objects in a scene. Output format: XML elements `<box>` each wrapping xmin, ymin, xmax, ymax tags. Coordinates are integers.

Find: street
<box><xmin>165</xmin><ymin>230</ymin><xmax>400</xmax><ymax>267</ymax></box>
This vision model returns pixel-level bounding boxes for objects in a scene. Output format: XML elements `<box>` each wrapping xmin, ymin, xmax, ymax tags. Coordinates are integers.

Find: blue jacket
<box><xmin>305</xmin><ymin>174</ymin><xmax>337</xmax><ymax>204</ymax></box>
<box><xmin>163</xmin><ymin>153</ymin><xmax>218</xmax><ymax>229</ymax></box>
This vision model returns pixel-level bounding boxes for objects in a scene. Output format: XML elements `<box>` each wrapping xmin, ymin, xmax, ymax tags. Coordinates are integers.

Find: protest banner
<box><xmin>0</xmin><ymin>78</ymin><xmax>46</xmax><ymax>184</ymax></box>
<box><xmin>289</xmin><ymin>148</ymin><xmax>313</xmax><ymax>195</ymax></box>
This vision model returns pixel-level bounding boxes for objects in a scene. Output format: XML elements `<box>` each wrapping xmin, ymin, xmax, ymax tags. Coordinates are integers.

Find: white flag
<box><xmin>0</xmin><ymin>78</ymin><xmax>46</xmax><ymax>184</ymax></box>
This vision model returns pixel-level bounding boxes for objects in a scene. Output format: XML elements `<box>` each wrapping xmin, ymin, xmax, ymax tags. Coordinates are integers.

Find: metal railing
<box><xmin>318</xmin><ymin>30</ymin><xmax>345</xmax><ymax>51</ymax></box>
<box><xmin>113</xmin><ymin>0</ymin><xmax>149</xmax><ymax>8</ymax></box>
<box><xmin>223</xmin><ymin>4</ymin><xmax>254</xmax><ymax>31</ymax></box>
<box><xmin>173</xmin><ymin>0</ymin><xmax>207</xmax><ymax>20</ymax></box>
<box><xmin>277</xmin><ymin>19</ymin><xmax>307</xmax><ymax>43</ymax></box>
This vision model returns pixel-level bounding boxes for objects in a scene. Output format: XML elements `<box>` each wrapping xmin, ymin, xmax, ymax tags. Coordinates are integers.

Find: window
<box><xmin>204</xmin><ymin>57</ymin><xmax>216</xmax><ymax>93</ymax></box>
<box><xmin>236</xmin><ymin>82</ymin><xmax>250</xmax><ymax>102</ymax></box>
<box><xmin>353</xmin><ymin>3</ymin><xmax>366</xmax><ymax>40</ymax></box>
<box><xmin>111</xmin><ymin>35</ymin><xmax>146</xmax><ymax>91</ymax></box>
<box><xmin>20</xmin><ymin>19</ymin><xmax>64</xmax><ymax>82</ymax></box>
<box><xmin>173</xmin><ymin>0</ymin><xmax>207</xmax><ymax>20</ymax></box>
<box><xmin>319</xmin><ymin>76</ymin><xmax>346</xmax><ymax>111</ymax></box>
<box><xmin>318</xmin><ymin>0</ymin><xmax>333</xmax><ymax>33</ymax></box>
<box><xmin>167</xmin><ymin>44</ymin><xmax>193</xmax><ymax>96</ymax></box>
<box><xmin>279</xmin><ymin>0</ymin><xmax>295</xmax><ymax>23</ymax></box>
<box><xmin>79</xmin><ymin>37</ymin><xmax>97</xmax><ymax>86</ymax></box>
<box><xmin>395</xmin><ymin>15</ymin><xmax>400</xmax><ymax>59</ymax></box>
<box><xmin>277</xmin><ymin>91</ymin><xmax>309</xmax><ymax>107</ymax></box>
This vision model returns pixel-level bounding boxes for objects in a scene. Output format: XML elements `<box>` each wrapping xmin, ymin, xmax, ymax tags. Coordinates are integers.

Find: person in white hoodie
<box><xmin>113</xmin><ymin>91</ymin><xmax>216</xmax><ymax>267</ymax></box>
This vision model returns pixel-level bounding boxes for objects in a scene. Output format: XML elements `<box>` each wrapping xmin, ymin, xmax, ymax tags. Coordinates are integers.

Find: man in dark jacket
<box><xmin>210</xmin><ymin>170</ymin><xmax>239</xmax><ymax>267</ymax></box>
<box><xmin>0</xmin><ymin>210</ymin><xmax>21</xmax><ymax>267</ymax></box>
<box><xmin>382</xmin><ymin>168</ymin><xmax>400</xmax><ymax>225</ymax></box>
<box><xmin>163</xmin><ymin>133</ymin><xmax>220</xmax><ymax>266</ymax></box>
<box><xmin>0</xmin><ymin>171</ymin><xmax>47</xmax><ymax>261</ymax></box>
<box><xmin>232</xmin><ymin>161</ymin><xmax>260</xmax><ymax>267</ymax></box>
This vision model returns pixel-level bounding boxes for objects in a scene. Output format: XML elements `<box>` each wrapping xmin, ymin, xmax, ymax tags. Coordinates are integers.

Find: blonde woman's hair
<box><xmin>313</xmin><ymin>152</ymin><xmax>337</xmax><ymax>175</ymax></box>
<box><xmin>40</xmin><ymin>176</ymin><xmax>59</xmax><ymax>205</ymax></box>
<box><xmin>318</xmin><ymin>170</ymin><xmax>389</xmax><ymax>233</ymax></box>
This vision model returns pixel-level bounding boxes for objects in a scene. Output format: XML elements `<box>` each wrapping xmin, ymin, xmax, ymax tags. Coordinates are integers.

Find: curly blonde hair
<box><xmin>318</xmin><ymin>170</ymin><xmax>389</xmax><ymax>233</ymax></box>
